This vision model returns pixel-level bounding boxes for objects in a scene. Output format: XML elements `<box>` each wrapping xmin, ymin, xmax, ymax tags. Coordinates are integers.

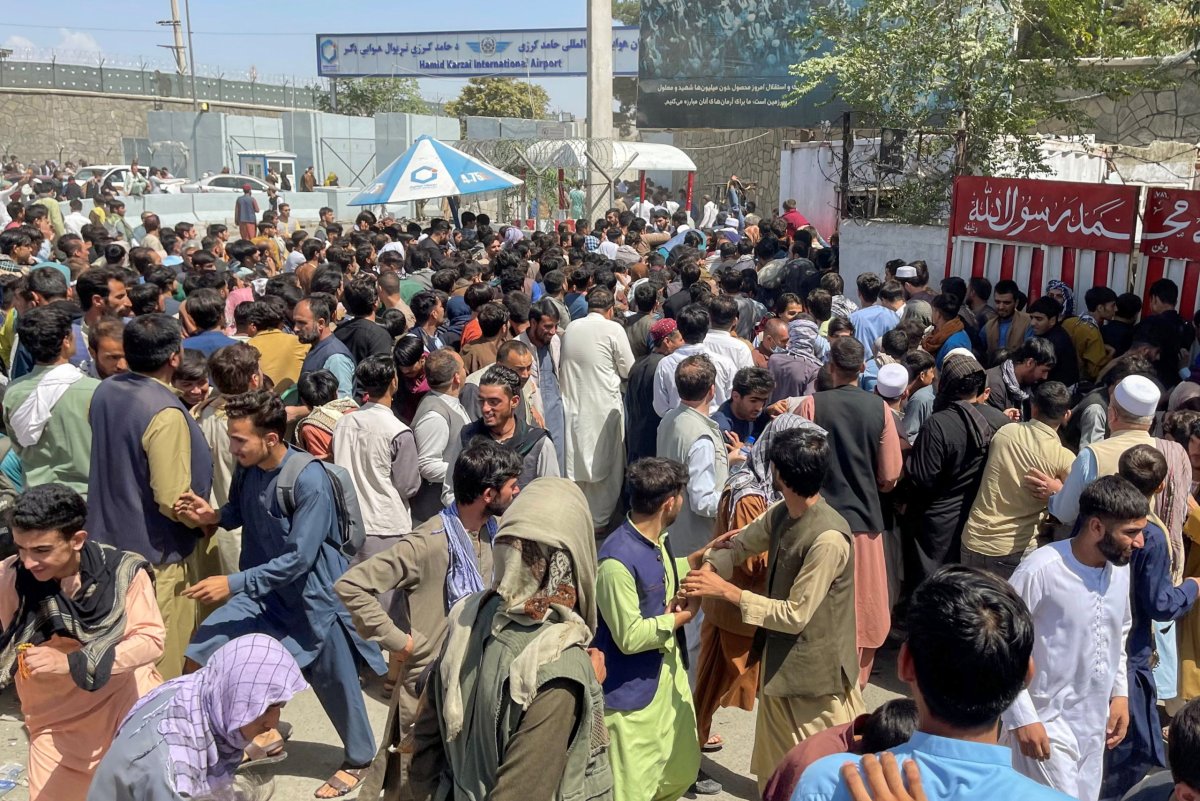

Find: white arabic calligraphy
<box><xmin>964</xmin><ymin>184</ymin><xmax>1131</xmax><ymax>242</ymax></box>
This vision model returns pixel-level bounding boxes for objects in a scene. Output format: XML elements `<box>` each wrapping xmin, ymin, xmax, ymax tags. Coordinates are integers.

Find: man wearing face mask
<box><xmin>753</xmin><ymin>317</ymin><xmax>789</xmax><ymax>369</ymax></box>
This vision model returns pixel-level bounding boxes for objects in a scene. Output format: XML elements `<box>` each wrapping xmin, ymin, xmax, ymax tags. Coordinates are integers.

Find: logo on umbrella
<box><xmin>411</xmin><ymin>166</ymin><xmax>439</xmax><ymax>185</ymax></box>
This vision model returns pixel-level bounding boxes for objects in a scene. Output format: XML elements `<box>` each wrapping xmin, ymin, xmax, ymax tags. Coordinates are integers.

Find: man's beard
<box><xmin>297</xmin><ymin>331</ymin><xmax>318</xmax><ymax>345</ymax></box>
<box><xmin>1097</xmin><ymin>528</ymin><xmax>1133</xmax><ymax>566</ymax></box>
<box><xmin>485</xmin><ymin>494</ymin><xmax>513</xmax><ymax>517</ymax></box>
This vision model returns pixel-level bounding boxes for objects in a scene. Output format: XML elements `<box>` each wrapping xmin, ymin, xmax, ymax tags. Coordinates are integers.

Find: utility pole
<box><xmin>156</xmin><ymin>0</ymin><xmax>188</xmax><ymax>76</ymax></box>
<box><xmin>586</xmin><ymin>0</ymin><xmax>614</xmax><ymax>214</ymax></box>
<box><xmin>184</xmin><ymin>0</ymin><xmax>198</xmax><ymax>110</ymax></box>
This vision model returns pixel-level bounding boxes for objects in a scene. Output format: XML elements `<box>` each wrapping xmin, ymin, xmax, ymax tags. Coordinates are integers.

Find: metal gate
<box><xmin>946</xmin><ymin>176</ymin><xmax>1139</xmax><ymax>301</ymax></box>
<box><xmin>1135</xmin><ymin>187</ymin><xmax>1200</xmax><ymax>316</ymax></box>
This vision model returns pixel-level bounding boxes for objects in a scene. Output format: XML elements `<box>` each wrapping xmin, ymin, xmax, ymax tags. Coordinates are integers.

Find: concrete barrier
<box><xmin>837</xmin><ymin>219</ymin><xmax>949</xmax><ymax>289</ymax></box>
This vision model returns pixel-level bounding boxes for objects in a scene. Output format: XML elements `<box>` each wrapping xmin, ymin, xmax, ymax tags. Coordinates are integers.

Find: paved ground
<box><xmin>0</xmin><ymin>642</ymin><xmax>906</xmax><ymax>800</ymax></box>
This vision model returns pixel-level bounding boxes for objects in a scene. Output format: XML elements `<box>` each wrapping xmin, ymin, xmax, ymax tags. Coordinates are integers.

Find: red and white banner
<box><xmin>948</xmin><ymin>177</ymin><xmax>1139</xmax><ymax>301</ymax></box>
<box><xmin>1136</xmin><ymin>187</ymin><xmax>1200</xmax><ymax>316</ymax></box>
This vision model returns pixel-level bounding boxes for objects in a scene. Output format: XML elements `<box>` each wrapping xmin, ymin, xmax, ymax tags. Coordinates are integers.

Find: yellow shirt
<box><xmin>961</xmin><ymin>419</ymin><xmax>1074</xmax><ymax>557</ymax></box>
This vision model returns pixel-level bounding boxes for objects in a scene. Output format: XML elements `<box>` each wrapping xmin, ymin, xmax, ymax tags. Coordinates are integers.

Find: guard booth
<box><xmin>237</xmin><ymin>150</ymin><xmax>297</xmax><ymax>186</ymax></box>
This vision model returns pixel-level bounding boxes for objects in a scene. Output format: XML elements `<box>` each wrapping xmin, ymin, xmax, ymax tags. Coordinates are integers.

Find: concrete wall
<box><xmin>374</xmin><ymin>113</ymin><xmax>460</xmax><ymax>168</ymax></box>
<box><xmin>838</xmin><ymin>220</ymin><xmax>949</xmax><ymax>289</ymax></box>
<box><xmin>147</xmin><ymin>111</ymin><xmax>286</xmax><ymax>179</ymax></box>
<box><xmin>285</xmin><ymin>112</ymin><xmax>378</xmax><ymax>189</ymax></box>
<box><xmin>0</xmin><ymin>89</ymin><xmax>282</xmax><ymax>167</ymax></box>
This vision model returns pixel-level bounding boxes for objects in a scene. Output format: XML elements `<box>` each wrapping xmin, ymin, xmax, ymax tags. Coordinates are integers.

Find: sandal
<box><xmin>238</xmin><ymin>722</ymin><xmax>294</xmax><ymax>771</ymax></box>
<box><xmin>315</xmin><ymin>766</ymin><xmax>369</xmax><ymax>798</ymax></box>
<box><xmin>702</xmin><ymin>734</ymin><xmax>724</xmax><ymax>753</ymax></box>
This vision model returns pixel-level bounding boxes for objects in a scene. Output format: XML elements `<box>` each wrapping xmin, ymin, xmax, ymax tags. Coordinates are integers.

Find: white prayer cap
<box><xmin>1113</xmin><ymin>375</ymin><xmax>1160</xmax><ymax>418</ymax></box>
<box><xmin>895</xmin><ymin>265</ymin><xmax>918</xmax><ymax>279</ymax></box>
<box><xmin>945</xmin><ymin>347</ymin><xmax>975</xmax><ymax>362</ymax></box>
<box><xmin>876</xmin><ymin>364</ymin><xmax>909</xmax><ymax>399</ymax></box>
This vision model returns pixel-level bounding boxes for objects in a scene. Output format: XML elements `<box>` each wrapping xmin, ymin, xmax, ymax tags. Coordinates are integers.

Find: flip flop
<box><xmin>315</xmin><ymin>766</ymin><xmax>369</xmax><ymax>799</ymax></box>
<box><xmin>702</xmin><ymin>734</ymin><xmax>724</xmax><ymax>753</ymax></box>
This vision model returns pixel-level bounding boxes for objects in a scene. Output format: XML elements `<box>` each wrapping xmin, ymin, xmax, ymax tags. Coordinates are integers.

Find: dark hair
<box><xmin>860</xmin><ymin>699</ymin><xmax>919</xmax><ymax>753</ymax></box>
<box><xmin>1117</xmin><ymin>444</ymin><xmax>1168</xmax><ymax>498</ymax></box>
<box><xmin>675</xmin><ymin>354</ymin><xmax>716</xmax><ymax>402</ymax></box>
<box><xmin>625</xmin><ymin>458</ymin><xmax>688</xmax><ymax>515</ymax></box>
<box><xmin>124</xmin><ymin>313</ymin><xmax>181</xmax><ymax>373</ymax></box>
<box><xmin>1012</xmin><ymin>336</ymin><xmax>1057</xmax><ymax>367</ymax></box>
<box><xmin>1169</xmin><ymin>698</ymin><xmax>1200</xmax><ymax>789</ymax></box>
<box><xmin>224</xmin><ymin>390</ymin><xmax>287</xmax><ymax>438</ymax></box>
<box><xmin>480</xmin><ymin>363</ymin><xmax>521</xmax><ymax>399</ymax></box>
<box><xmin>587</xmin><ymin>286</ymin><xmax>615</xmax><ymax>311</ymax></box>
<box><xmin>298</xmin><ymin>369</ymin><xmax>340</xmax><ymax>407</ymax></box>
<box><xmin>932</xmin><ymin>292</ymin><xmax>962</xmax><ymax>319</ymax></box>
<box><xmin>529</xmin><ymin>298</ymin><xmax>561</xmax><ymax>324</ymax></box>
<box><xmin>1027</xmin><ymin>295</ymin><xmax>1062</xmax><ymax>320</ymax></box>
<box><xmin>465</xmin><ymin>283</ymin><xmax>493</xmax><ymax>311</ymax></box>
<box><xmin>452</xmin><ymin>440</ymin><xmax>523</xmax><ymax>506</ymax></box>
<box><xmin>1115</xmin><ymin>291</ymin><xmax>1142</xmax><ymax>320</ymax></box>
<box><xmin>906</xmin><ymin>565</ymin><xmax>1034</xmax><ymax>730</ymax></box>
<box><xmin>355</xmin><ymin>354</ymin><xmax>396</xmax><ymax>399</ymax></box>
<box><xmin>185</xmin><ymin>288</ymin><xmax>225</xmax><ymax>331</ymax></box>
<box><xmin>26</xmin><ymin>266</ymin><xmax>68</xmax><ymax>301</ymax></box>
<box><xmin>880</xmin><ymin>329</ymin><xmax>910</xmax><ymax>360</ymax></box>
<box><xmin>1150</xmin><ymin>278</ymin><xmax>1179</xmax><ymax>306</ymax></box>
<box><xmin>1084</xmin><ymin>286</ymin><xmax>1117</xmax><ymax>312</ymax></box>
<box><xmin>128</xmin><ymin>282</ymin><xmax>162</xmax><ymax>316</ymax></box>
<box><xmin>410</xmin><ymin>291</ymin><xmax>440</xmax><ymax>325</ymax></box>
<box><xmin>16</xmin><ymin>304</ymin><xmax>73</xmax><ymax>364</ymax></box>
<box><xmin>309</xmin><ymin>268</ymin><xmax>344</xmax><ymax>298</ymax></box>
<box><xmin>708</xmin><ymin>294</ymin><xmax>739</xmax><ymax>330</ymax></box>
<box><xmin>806</xmin><ymin>288</ymin><xmax>832</xmax><ymax>322</ymax></box>
<box><xmin>819</xmin><ymin>271</ymin><xmax>844</xmax><ymax>296</ymax></box>
<box><xmin>769</xmin><ymin>428</ymin><xmax>829</xmax><ymax>496</ymax></box>
<box><xmin>856</xmin><ymin>273</ymin><xmax>882</xmax><ymax>303</ymax></box>
<box><xmin>76</xmin><ymin>268</ymin><xmax>119</xmax><ymax>311</ymax></box>
<box><xmin>1030</xmin><ymin>380</ymin><xmax>1071</xmax><ymax>420</ymax></box>
<box><xmin>1079</xmin><ymin>474</ymin><xmax>1150</xmax><ymax>525</ymax></box>
<box><xmin>208</xmin><ymin>343</ymin><xmax>260</xmax><ymax>395</ymax></box>
<box><xmin>1103</xmin><ymin>353</ymin><xmax>1156</xmax><ymax>389</ymax></box>
<box><xmin>732</xmin><ymin>367</ymin><xmax>774</xmax><ymax>398</ymax></box>
<box><xmin>503</xmin><ymin>291</ymin><xmax>532</xmax><ymax>325</ymax></box>
<box><xmin>968</xmin><ymin>277</ymin><xmax>992</xmax><ymax>303</ymax></box>
<box><xmin>11</xmin><ymin>483</ymin><xmax>87</xmax><ymax>537</ymax></box>
<box><xmin>829</xmin><ymin>336</ymin><xmax>865</xmax><ymax>375</ymax></box>
<box><xmin>827</xmin><ymin>317</ymin><xmax>854</xmax><ymax>338</ymax></box>
<box><xmin>993</xmin><ymin>279</ymin><xmax>1020</xmax><ymax>299</ymax></box>
<box><xmin>477</xmin><ymin>302</ymin><xmax>510</xmax><ymax>338</ymax></box>
<box><xmin>392</xmin><ymin>335</ymin><xmax>426</xmax><ymax>369</ymax></box>
<box><xmin>174</xmin><ymin>348</ymin><xmax>208</xmax><ymax>383</ymax></box>
<box><xmin>342</xmin><ymin>277</ymin><xmax>379</xmax><ymax>317</ymax></box>
<box><xmin>676</xmin><ymin>304</ymin><xmax>711</xmax><ymax>345</ymax></box>
<box><xmin>303</xmin><ymin>292</ymin><xmax>337</xmax><ymax>328</ymax></box>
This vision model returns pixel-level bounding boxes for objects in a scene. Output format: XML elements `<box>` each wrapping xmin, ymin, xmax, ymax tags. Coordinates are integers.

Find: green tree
<box><xmin>790</xmin><ymin>0</ymin><xmax>1181</xmax><ymax>224</ymax></box>
<box><xmin>613</xmin><ymin>0</ymin><xmax>641</xmax><ymax>136</ymax></box>
<box><xmin>318</xmin><ymin>77</ymin><xmax>427</xmax><ymax>117</ymax></box>
<box><xmin>444</xmin><ymin>78</ymin><xmax>551</xmax><ymax>120</ymax></box>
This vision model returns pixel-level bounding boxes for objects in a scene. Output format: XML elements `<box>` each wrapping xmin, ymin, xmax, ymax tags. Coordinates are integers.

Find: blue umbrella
<box><xmin>348</xmin><ymin>135</ymin><xmax>522</xmax><ymax>206</ymax></box>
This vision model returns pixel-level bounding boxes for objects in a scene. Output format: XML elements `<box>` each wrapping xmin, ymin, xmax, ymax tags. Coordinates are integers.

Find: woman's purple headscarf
<box><xmin>123</xmin><ymin>634</ymin><xmax>308</xmax><ymax>797</ymax></box>
<box><xmin>503</xmin><ymin>226</ymin><xmax>524</xmax><ymax>249</ymax></box>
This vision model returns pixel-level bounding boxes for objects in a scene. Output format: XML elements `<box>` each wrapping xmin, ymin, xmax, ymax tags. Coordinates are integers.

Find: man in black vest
<box><xmin>683</xmin><ymin>427</ymin><xmax>863</xmax><ymax>795</ymax></box>
<box><xmin>87</xmin><ymin>314</ymin><xmax>213</xmax><ymax>680</ymax></box>
<box><xmin>791</xmin><ymin>336</ymin><xmax>903</xmax><ymax>687</ymax></box>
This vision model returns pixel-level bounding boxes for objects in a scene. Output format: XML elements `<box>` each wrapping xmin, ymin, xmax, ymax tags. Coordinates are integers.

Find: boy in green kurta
<box><xmin>594</xmin><ymin>458</ymin><xmax>702</xmax><ymax>801</ymax></box>
<box><xmin>2</xmin><ymin>304</ymin><xmax>99</xmax><ymax>496</ymax></box>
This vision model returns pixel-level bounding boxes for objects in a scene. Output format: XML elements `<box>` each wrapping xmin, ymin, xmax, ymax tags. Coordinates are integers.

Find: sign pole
<box><xmin>586</xmin><ymin>0</ymin><xmax>614</xmax><ymax>215</ymax></box>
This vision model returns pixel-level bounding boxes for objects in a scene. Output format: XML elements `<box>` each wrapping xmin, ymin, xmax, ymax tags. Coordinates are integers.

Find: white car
<box><xmin>77</xmin><ymin>165</ymin><xmax>186</xmax><ymax>194</ymax></box>
<box><xmin>180</xmin><ymin>174</ymin><xmax>272</xmax><ymax>194</ymax></box>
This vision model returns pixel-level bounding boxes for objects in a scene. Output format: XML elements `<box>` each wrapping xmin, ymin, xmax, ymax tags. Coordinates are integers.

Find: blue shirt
<box><xmin>935</xmin><ymin>330</ymin><xmax>974</xmax><ymax>369</ymax></box>
<box><xmin>794</xmin><ymin>732</ymin><xmax>1073</xmax><ymax>801</ymax></box>
<box><xmin>1047</xmin><ymin>448</ymin><xmax>1098</xmax><ymax>524</ymax></box>
<box><xmin>849</xmin><ymin>304</ymin><xmax>901</xmax><ymax>361</ymax></box>
<box><xmin>711</xmin><ymin>398</ymin><xmax>766</xmax><ymax>441</ymax></box>
<box><xmin>184</xmin><ymin>329</ymin><xmax>239</xmax><ymax>357</ymax></box>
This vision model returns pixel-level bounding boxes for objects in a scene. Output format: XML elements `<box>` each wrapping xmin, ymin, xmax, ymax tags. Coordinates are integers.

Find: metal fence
<box><xmin>0</xmin><ymin>59</ymin><xmax>324</xmax><ymax>109</ymax></box>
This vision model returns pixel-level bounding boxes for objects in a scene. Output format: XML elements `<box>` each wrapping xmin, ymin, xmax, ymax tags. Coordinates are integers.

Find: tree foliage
<box><xmin>789</xmin><ymin>0</ymin><xmax>1183</xmax><ymax>224</ymax></box>
<box><xmin>318</xmin><ymin>77</ymin><xmax>427</xmax><ymax>117</ymax></box>
<box><xmin>444</xmin><ymin>78</ymin><xmax>551</xmax><ymax>121</ymax></box>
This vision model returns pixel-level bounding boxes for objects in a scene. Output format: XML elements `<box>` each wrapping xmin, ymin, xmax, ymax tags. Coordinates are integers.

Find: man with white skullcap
<box><xmin>1042</xmin><ymin>375</ymin><xmax>1167</xmax><ymax>524</ymax></box>
<box><xmin>874</xmin><ymin>363</ymin><xmax>909</xmax><ymax>429</ymax></box>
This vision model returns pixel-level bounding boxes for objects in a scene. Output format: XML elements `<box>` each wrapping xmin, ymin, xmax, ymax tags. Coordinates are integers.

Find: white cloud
<box><xmin>56</xmin><ymin>29</ymin><xmax>101</xmax><ymax>54</ymax></box>
<box><xmin>2</xmin><ymin>29</ymin><xmax>101</xmax><ymax>58</ymax></box>
<box><xmin>1</xmin><ymin>35</ymin><xmax>37</xmax><ymax>53</ymax></box>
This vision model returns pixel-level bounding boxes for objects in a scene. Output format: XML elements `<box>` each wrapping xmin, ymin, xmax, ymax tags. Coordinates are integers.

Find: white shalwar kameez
<box><xmin>1002</xmin><ymin>540</ymin><xmax>1131</xmax><ymax>801</ymax></box>
<box><xmin>559</xmin><ymin>311</ymin><xmax>636</xmax><ymax>528</ymax></box>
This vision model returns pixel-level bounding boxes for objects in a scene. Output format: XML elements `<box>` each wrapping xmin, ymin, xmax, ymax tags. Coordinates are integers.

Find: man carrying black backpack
<box><xmin>175</xmin><ymin>390</ymin><xmax>386</xmax><ymax>800</ymax></box>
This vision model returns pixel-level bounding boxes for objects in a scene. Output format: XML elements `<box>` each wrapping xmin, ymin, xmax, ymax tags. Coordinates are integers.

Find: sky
<box><xmin>2</xmin><ymin>1</ymin><xmax>604</xmax><ymax>116</ymax></box>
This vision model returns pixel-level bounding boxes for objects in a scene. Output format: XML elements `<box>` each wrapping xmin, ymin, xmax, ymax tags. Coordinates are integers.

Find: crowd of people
<box><xmin>1</xmin><ymin>171</ymin><xmax>1200</xmax><ymax>801</ymax></box>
